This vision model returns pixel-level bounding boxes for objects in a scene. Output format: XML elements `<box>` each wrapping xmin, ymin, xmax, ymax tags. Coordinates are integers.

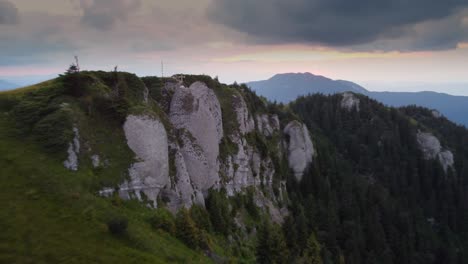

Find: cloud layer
<box><xmin>77</xmin><ymin>0</ymin><xmax>142</xmax><ymax>30</ymax></box>
<box><xmin>0</xmin><ymin>0</ymin><xmax>19</xmax><ymax>24</ymax></box>
<box><xmin>209</xmin><ymin>0</ymin><xmax>468</xmax><ymax>50</ymax></box>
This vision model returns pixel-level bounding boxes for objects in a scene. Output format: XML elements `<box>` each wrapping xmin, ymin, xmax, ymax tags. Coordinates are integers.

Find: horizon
<box><xmin>2</xmin><ymin>70</ymin><xmax>468</xmax><ymax>97</ymax></box>
<box><xmin>1</xmin><ymin>0</ymin><xmax>468</xmax><ymax>95</ymax></box>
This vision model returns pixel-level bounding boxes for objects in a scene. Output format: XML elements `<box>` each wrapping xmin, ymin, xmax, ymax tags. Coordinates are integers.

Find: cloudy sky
<box><xmin>1</xmin><ymin>0</ymin><xmax>468</xmax><ymax>93</ymax></box>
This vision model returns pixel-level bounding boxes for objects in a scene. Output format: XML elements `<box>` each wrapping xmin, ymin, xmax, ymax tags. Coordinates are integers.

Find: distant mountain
<box><xmin>0</xmin><ymin>80</ymin><xmax>18</xmax><ymax>90</ymax></box>
<box><xmin>247</xmin><ymin>73</ymin><xmax>367</xmax><ymax>102</ymax></box>
<box><xmin>247</xmin><ymin>73</ymin><xmax>468</xmax><ymax>127</ymax></box>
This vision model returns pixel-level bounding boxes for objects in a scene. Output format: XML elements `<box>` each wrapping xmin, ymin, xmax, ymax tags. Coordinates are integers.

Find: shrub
<box><xmin>33</xmin><ymin>109</ymin><xmax>74</xmax><ymax>154</ymax></box>
<box><xmin>206</xmin><ymin>189</ymin><xmax>232</xmax><ymax>236</ymax></box>
<box><xmin>107</xmin><ymin>215</ymin><xmax>128</xmax><ymax>235</ymax></box>
<box><xmin>190</xmin><ymin>205</ymin><xmax>212</xmax><ymax>232</ymax></box>
<box><xmin>149</xmin><ymin>208</ymin><xmax>175</xmax><ymax>234</ymax></box>
<box><xmin>175</xmin><ymin>208</ymin><xmax>201</xmax><ymax>250</ymax></box>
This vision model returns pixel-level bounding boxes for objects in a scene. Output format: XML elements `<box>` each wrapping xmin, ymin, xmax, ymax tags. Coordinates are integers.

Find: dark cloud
<box><xmin>208</xmin><ymin>0</ymin><xmax>468</xmax><ymax>50</ymax></box>
<box><xmin>78</xmin><ymin>0</ymin><xmax>141</xmax><ymax>30</ymax></box>
<box><xmin>0</xmin><ymin>0</ymin><xmax>19</xmax><ymax>24</ymax></box>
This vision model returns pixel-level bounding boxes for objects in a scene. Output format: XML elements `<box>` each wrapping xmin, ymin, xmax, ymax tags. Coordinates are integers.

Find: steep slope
<box><xmin>0</xmin><ymin>75</ymin><xmax>211</xmax><ymax>263</ymax></box>
<box><xmin>248</xmin><ymin>73</ymin><xmax>468</xmax><ymax>127</ymax></box>
<box><xmin>287</xmin><ymin>92</ymin><xmax>468</xmax><ymax>264</ymax></box>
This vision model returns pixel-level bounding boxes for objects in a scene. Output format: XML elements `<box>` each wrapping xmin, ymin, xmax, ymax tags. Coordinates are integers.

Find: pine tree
<box><xmin>256</xmin><ymin>221</ymin><xmax>289</xmax><ymax>264</ymax></box>
<box><xmin>301</xmin><ymin>232</ymin><xmax>323</xmax><ymax>264</ymax></box>
<box><xmin>175</xmin><ymin>208</ymin><xmax>200</xmax><ymax>249</ymax></box>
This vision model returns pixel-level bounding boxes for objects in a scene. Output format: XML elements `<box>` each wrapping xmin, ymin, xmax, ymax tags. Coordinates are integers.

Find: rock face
<box><xmin>416</xmin><ymin>131</ymin><xmax>454</xmax><ymax>172</ymax></box>
<box><xmin>98</xmin><ymin>81</ymin><xmax>310</xmax><ymax>219</ymax></box>
<box><xmin>64</xmin><ymin>126</ymin><xmax>80</xmax><ymax>171</ymax></box>
<box><xmin>119</xmin><ymin>115</ymin><xmax>169</xmax><ymax>207</ymax></box>
<box><xmin>341</xmin><ymin>92</ymin><xmax>360</xmax><ymax>111</ymax></box>
<box><xmin>256</xmin><ymin>114</ymin><xmax>280</xmax><ymax>137</ymax></box>
<box><xmin>222</xmin><ymin>95</ymin><xmax>281</xmax><ymax>196</ymax></box>
<box><xmin>169</xmin><ymin>82</ymin><xmax>223</xmax><ymax>193</ymax></box>
<box><xmin>233</xmin><ymin>93</ymin><xmax>255</xmax><ymax>135</ymax></box>
<box><xmin>284</xmin><ymin>121</ymin><xmax>314</xmax><ymax>181</ymax></box>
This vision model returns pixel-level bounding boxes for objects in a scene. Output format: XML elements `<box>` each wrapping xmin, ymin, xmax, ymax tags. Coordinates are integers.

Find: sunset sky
<box><xmin>1</xmin><ymin>0</ymin><xmax>468</xmax><ymax>93</ymax></box>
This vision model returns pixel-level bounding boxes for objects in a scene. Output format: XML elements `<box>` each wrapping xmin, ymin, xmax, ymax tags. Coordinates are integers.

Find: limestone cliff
<box><xmin>85</xmin><ymin>76</ymin><xmax>314</xmax><ymax>219</ymax></box>
<box><xmin>283</xmin><ymin>120</ymin><xmax>315</xmax><ymax>181</ymax></box>
<box><xmin>170</xmin><ymin>82</ymin><xmax>223</xmax><ymax>191</ymax></box>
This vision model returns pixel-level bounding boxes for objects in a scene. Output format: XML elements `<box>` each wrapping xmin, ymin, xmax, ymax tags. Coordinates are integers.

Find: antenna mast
<box><xmin>161</xmin><ymin>60</ymin><xmax>164</xmax><ymax>79</ymax></box>
<box><xmin>74</xmin><ymin>56</ymin><xmax>80</xmax><ymax>72</ymax></box>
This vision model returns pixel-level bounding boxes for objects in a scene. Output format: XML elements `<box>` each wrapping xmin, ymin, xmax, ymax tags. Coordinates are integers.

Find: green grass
<box><xmin>0</xmin><ymin>114</ymin><xmax>211</xmax><ymax>263</ymax></box>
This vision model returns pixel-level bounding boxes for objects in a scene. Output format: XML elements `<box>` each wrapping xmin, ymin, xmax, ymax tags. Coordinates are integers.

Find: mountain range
<box><xmin>248</xmin><ymin>72</ymin><xmax>468</xmax><ymax>127</ymax></box>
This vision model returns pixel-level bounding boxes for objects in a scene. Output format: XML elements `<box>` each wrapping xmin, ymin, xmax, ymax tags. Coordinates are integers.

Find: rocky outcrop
<box><xmin>169</xmin><ymin>82</ymin><xmax>223</xmax><ymax>193</ymax></box>
<box><xmin>284</xmin><ymin>121</ymin><xmax>314</xmax><ymax>181</ymax></box>
<box><xmin>431</xmin><ymin>110</ymin><xmax>442</xmax><ymax>118</ymax></box>
<box><xmin>100</xmin><ymin>81</ymin><xmax>287</xmax><ymax>217</ymax></box>
<box><xmin>64</xmin><ymin>126</ymin><xmax>80</xmax><ymax>171</ymax></box>
<box><xmin>341</xmin><ymin>92</ymin><xmax>360</xmax><ymax>111</ymax></box>
<box><xmin>91</xmin><ymin>154</ymin><xmax>100</xmax><ymax>168</ymax></box>
<box><xmin>118</xmin><ymin>115</ymin><xmax>169</xmax><ymax>207</ymax></box>
<box><xmin>222</xmin><ymin>136</ymin><xmax>276</xmax><ymax>196</ymax></box>
<box><xmin>256</xmin><ymin>114</ymin><xmax>280</xmax><ymax>137</ymax></box>
<box><xmin>416</xmin><ymin>131</ymin><xmax>454</xmax><ymax>172</ymax></box>
<box><xmin>233</xmin><ymin>93</ymin><xmax>255</xmax><ymax>135</ymax></box>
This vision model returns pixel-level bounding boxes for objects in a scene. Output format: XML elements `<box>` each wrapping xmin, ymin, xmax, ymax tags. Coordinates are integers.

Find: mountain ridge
<box><xmin>247</xmin><ymin>73</ymin><xmax>468</xmax><ymax>127</ymax></box>
<box><xmin>2</xmin><ymin>70</ymin><xmax>468</xmax><ymax>263</ymax></box>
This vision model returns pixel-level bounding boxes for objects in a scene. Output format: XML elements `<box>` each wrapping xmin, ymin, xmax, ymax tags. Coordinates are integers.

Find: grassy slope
<box><xmin>0</xmin><ymin>78</ymin><xmax>212</xmax><ymax>263</ymax></box>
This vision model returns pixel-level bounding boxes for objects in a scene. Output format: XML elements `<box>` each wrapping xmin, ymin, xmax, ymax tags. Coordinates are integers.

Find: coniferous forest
<box><xmin>277</xmin><ymin>94</ymin><xmax>468</xmax><ymax>264</ymax></box>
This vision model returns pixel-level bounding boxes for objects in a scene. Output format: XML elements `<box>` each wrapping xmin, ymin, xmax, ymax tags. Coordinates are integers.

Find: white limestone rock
<box><xmin>233</xmin><ymin>93</ymin><xmax>255</xmax><ymax>135</ymax></box>
<box><xmin>169</xmin><ymin>82</ymin><xmax>223</xmax><ymax>192</ymax></box>
<box><xmin>439</xmin><ymin>151</ymin><xmax>454</xmax><ymax>172</ymax></box>
<box><xmin>341</xmin><ymin>92</ymin><xmax>360</xmax><ymax>111</ymax></box>
<box><xmin>64</xmin><ymin>126</ymin><xmax>80</xmax><ymax>171</ymax></box>
<box><xmin>119</xmin><ymin>115</ymin><xmax>169</xmax><ymax>207</ymax></box>
<box><xmin>227</xmin><ymin>137</ymin><xmax>258</xmax><ymax>194</ymax></box>
<box><xmin>163</xmin><ymin>141</ymin><xmax>197</xmax><ymax>211</ymax></box>
<box><xmin>91</xmin><ymin>154</ymin><xmax>100</xmax><ymax>168</ymax></box>
<box><xmin>256</xmin><ymin>114</ymin><xmax>280</xmax><ymax>137</ymax></box>
<box><xmin>416</xmin><ymin>132</ymin><xmax>441</xmax><ymax>160</ymax></box>
<box><xmin>283</xmin><ymin>121</ymin><xmax>314</xmax><ymax>181</ymax></box>
<box><xmin>416</xmin><ymin>131</ymin><xmax>454</xmax><ymax>172</ymax></box>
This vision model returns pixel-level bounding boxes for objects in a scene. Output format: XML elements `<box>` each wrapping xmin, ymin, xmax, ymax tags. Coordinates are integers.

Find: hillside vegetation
<box><xmin>1</xmin><ymin>71</ymin><xmax>468</xmax><ymax>263</ymax></box>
